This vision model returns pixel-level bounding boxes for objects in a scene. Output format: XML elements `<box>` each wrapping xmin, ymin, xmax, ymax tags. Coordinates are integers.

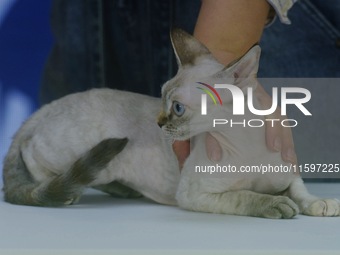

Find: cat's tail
<box><xmin>2</xmin><ymin>138</ymin><xmax>128</xmax><ymax>206</ymax></box>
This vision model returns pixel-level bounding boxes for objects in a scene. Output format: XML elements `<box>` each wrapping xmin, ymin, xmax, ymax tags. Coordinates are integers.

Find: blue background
<box><xmin>0</xmin><ymin>0</ymin><xmax>52</xmax><ymax>167</ymax></box>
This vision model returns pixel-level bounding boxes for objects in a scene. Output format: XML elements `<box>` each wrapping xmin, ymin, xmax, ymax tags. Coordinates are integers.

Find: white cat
<box><xmin>3</xmin><ymin>28</ymin><xmax>339</xmax><ymax>218</ymax></box>
<box><xmin>3</xmin><ymin>89</ymin><xmax>180</xmax><ymax>206</ymax></box>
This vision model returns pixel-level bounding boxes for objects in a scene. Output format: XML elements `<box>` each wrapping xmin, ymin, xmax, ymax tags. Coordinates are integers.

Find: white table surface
<box><xmin>1</xmin><ymin>183</ymin><xmax>340</xmax><ymax>255</ymax></box>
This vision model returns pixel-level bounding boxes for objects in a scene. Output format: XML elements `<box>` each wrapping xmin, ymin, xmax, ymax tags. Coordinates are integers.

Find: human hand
<box><xmin>172</xmin><ymin>84</ymin><xmax>298</xmax><ymax>171</ymax></box>
<box><xmin>172</xmin><ymin>140</ymin><xmax>190</xmax><ymax>170</ymax></box>
<box><xmin>255</xmin><ymin>83</ymin><xmax>298</xmax><ymax>166</ymax></box>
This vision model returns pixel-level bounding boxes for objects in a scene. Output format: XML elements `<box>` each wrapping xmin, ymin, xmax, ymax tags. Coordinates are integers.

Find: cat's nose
<box><xmin>157</xmin><ymin>118</ymin><xmax>166</xmax><ymax>128</ymax></box>
<box><xmin>157</xmin><ymin>112</ymin><xmax>167</xmax><ymax>128</ymax></box>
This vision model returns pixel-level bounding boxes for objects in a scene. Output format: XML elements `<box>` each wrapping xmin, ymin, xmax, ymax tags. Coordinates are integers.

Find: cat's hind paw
<box><xmin>63</xmin><ymin>197</ymin><xmax>79</xmax><ymax>206</ymax></box>
<box><xmin>303</xmin><ymin>199</ymin><xmax>340</xmax><ymax>217</ymax></box>
<box><xmin>64</xmin><ymin>199</ymin><xmax>75</xmax><ymax>205</ymax></box>
<box><xmin>262</xmin><ymin>196</ymin><xmax>299</xmax><ymax>219</ymax></box>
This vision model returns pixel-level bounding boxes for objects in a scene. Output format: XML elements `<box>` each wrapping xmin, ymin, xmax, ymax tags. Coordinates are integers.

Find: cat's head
<box><xmin>158</xmin><ymin>28</ymin><xmax>261</xmax><ymax>140</ymax></box>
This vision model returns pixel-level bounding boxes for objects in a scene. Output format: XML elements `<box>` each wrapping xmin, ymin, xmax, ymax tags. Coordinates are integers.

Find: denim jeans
<box><xmin>40</xmin><ymin>0</ymin><xmax>200</xmax><ymax>104</ymax></box>
<box><xmin>259</xmin><ymin>0</ymin><xmax>340</xmax><ymax>77</ymax></box>
<box><xmin>41</xmin><ymin>0</ymin><xmax>340</xmax><ymax>104</ymax></box>
<box><xmin>260</xmin><ymin>0</ymin><xmax>340</xmax><ymax>182</ymax></box>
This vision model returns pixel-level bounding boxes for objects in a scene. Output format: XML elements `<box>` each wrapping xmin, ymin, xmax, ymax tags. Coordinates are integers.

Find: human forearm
<box><xmin>193</xmin><ymin>0</ymin><xmax>270</xmax><ymax>65</ymax></box>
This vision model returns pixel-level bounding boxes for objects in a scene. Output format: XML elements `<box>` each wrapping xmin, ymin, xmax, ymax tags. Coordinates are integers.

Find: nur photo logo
<box><xmin>196</xmin><ymin>82</ymin><xmax>223</xmax><ymax>115</ymax></box>
<box><xmin>197</xmin><ymin>83</ymin><xmax>312</xmax><ymax>128</ymax></box>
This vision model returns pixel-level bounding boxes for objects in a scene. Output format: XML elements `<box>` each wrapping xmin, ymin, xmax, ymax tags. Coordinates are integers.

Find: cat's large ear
<box><xmin>170</xmin><ymin>28</ymin><xmax>211</xmax><ymax>67</ymax></box>
<box><xmin>225</xmin><ymin>45</ymin><xmax>261</xmax><ymax>80</ymax></box>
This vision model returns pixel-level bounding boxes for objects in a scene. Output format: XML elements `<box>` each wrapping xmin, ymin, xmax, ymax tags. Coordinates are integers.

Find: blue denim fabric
<box><xmin>259</xmin><ymin>0</ymin><xmax>340</xmax><ymax>77</ymax></box>
<box><xmin>40</xmin><ymin>0</ymin><xmax>200</xmax><ymax>104</ymax></box>
<box><xmin>258</xmin><ymin>0</ymin><xmax>340</xmax><ymax>182</ymax></box>
<box><xmin>41</xmin><ymin>0</ymin><xmax>340</xmax><ymax>103</ymax></box>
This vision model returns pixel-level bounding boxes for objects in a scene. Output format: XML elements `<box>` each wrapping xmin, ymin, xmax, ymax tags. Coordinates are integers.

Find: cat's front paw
<box><xmin>262</xmin><ymin>196</ymin><xmax>299</xmax><ymax>219</ymax></box>
<box><xmin>303</xmin><ymin>199</ymin><xmax>340</xmax><ymax>217</ymax></box>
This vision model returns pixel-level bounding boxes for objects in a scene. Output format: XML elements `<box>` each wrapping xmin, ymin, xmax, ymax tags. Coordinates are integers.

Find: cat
<box><xmin>3</xmin><ymin>28</ymin><xmax>340</xmax><ymax>218</ymax></box>
<box><xmin>2</xmin><ymin>89</ymin><xmax>180</xmax><ymax>206</ymax></box>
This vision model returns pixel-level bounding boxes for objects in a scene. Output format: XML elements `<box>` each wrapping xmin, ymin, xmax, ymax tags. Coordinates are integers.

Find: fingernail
<box><xmin>273</xmin><ymin>137</ymin><xmax>282</xmax><ymax>152</ymax></box>
<box><xmin>286</xmin><ymin>148</ymin><xmax>297</xmax><ymax>164</ymax></box>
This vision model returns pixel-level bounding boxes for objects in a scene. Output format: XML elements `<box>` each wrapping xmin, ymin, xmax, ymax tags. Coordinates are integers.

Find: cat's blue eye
<box><xmin>172</xmin><ymin>101</ymin><xmax>185</xmax><ymax>117</ymax></box>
